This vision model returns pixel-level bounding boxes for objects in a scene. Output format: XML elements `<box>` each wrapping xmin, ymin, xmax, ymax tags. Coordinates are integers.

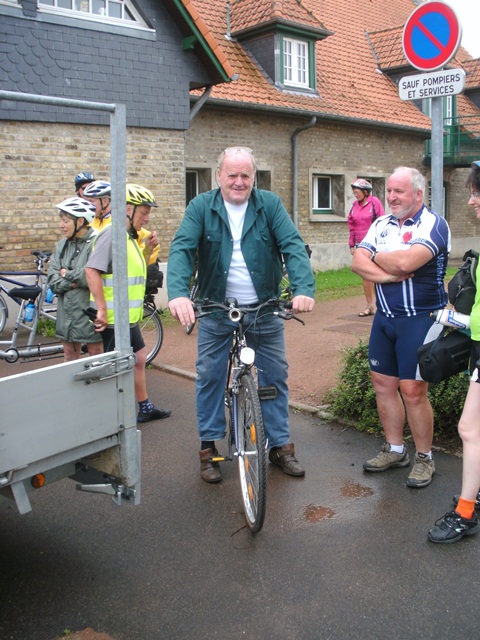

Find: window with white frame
<box><xmin>283</xmin><ymin>37</ymin><xmax>309</xmax><ymax>88</ymax></box>
<box><xmin>310</xmin><ymin>173</ymin><xmax>346</xmax><ymax>219</ymax></box>
<box><xmin>38</xmin><ymin>0</ymin><xmax>146</xmax><ymax>25</ymax></box>
<box><xmin>312</xmin><ymin>175</ymin><xmax>332</xmax><ymax>211</ymax></box>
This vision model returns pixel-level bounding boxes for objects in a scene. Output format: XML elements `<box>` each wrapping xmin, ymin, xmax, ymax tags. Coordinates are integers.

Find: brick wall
<box><xmin>0</xmin><ymin>121</ymin><xmax>185</xmax><ymax>270</ymax></box>
<box><xmin>2</xmin><ymin>110</ymin><xmax>478</xmax><ymax>272</ymax></box>
<box><xmin>187</xmin><ymin>107</ymin><xmax>479</xmax><ymax>267</ymax></box>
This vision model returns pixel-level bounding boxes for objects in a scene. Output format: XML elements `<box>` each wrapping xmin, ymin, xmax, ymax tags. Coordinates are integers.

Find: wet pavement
<box><xmin>1</xmin><ymin>294</ymin><xmax>479</xmax><ymax>639</ymax></box>
<box><xmin>1</xmin><ymin>367</ymin><xmax>480</xmax><ymax>640</ymax></box>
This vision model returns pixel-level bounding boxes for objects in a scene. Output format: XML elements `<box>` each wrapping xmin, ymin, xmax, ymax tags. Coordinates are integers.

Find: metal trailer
<box><xmin>0</xmin><ymin>90</ymin><xmax>141</xmax><ymax>514</ymax></box>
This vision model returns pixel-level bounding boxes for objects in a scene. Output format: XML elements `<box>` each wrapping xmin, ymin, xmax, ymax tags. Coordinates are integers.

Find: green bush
<box><xmin>325</xmin><ymin>339</ymin><xmax>470</xmax><ymax>446</ymax></box>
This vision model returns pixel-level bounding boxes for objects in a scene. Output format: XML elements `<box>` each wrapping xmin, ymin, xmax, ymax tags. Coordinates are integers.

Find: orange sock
<box><xmin>455</xmin><ymin>497</ymin><xmax>476</xmax><ymax>520</ymax></box>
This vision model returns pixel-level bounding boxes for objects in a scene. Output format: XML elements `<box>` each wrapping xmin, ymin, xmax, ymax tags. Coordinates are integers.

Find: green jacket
<box><xmin>167</xmin><ymin>188</ymin><xmax>315</xmax><ymax>303</ymax></box>
<box><xmin>47</xmin><ymin>227</ymin><xmax>102</xmax><ymax>343</ymax></box>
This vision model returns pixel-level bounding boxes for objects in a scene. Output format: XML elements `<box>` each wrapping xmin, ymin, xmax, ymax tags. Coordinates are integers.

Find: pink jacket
<box><xmin>347</xmin><ymin>196</ymin><xmax>384</xmax><ymax>248</ymax></box>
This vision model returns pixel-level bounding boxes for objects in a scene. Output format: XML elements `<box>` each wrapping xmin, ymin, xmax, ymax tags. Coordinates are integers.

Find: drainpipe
<box><xmin>291</xmin><ymin>116</ymin><xmax>316</xmax><ymax>228</ymax></box>
<box><xmin>190</xmin><ymin>85</ymin><xmax>213</xmax><ymax>122</ymax></box>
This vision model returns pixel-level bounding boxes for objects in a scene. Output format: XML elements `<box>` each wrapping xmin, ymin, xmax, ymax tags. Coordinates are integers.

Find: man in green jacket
<box><xmin>168</xmin><ymin>146</ymin><xmax>315</xmax><ymax>483</ymax></box>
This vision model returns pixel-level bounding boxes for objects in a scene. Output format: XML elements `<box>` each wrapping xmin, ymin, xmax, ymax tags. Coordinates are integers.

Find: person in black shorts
<box><xmin>352</xmin><ymin>167</ymin><xmax>451</xmax><ymax>489</ymax></box>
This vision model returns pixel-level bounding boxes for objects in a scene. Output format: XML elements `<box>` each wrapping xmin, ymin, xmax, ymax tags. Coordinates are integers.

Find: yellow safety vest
<box><xmin>101</xmin><ymin>232</ymin><xmax>146</xmax><ymax>325</ymax></box>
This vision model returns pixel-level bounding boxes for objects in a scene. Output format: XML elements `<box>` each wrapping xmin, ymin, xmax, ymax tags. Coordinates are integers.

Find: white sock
<box><xmin>390</xmin><ymin>444</ymin><xmax>404</xmax><ymax>454</ymax></box>
<box><xmin>418</xmin><ymin>450</ymin><xmax>433</xmax><ymax>459</ymax></box>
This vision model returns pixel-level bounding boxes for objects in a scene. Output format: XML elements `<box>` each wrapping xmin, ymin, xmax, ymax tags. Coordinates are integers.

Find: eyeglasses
<box><xmin>224</xmin><ymin>146</ymin><xmax>254</xmax><ymax>156</ymax></box>
<box><xmin>469</xmin><ymin>191</ymin><xmax>480</xmax><ymax>199</ymax></box>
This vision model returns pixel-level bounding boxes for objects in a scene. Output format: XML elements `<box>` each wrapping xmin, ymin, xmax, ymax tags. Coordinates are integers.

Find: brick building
<box><xmin>0</xmin><ymin>0</ymin><xmax>234</xmax><ymax>269</ymax></box>
<box><xmin>1</xmin><ymin>0</ymin><xmax>480</xmax><ymax>271</ymax></box>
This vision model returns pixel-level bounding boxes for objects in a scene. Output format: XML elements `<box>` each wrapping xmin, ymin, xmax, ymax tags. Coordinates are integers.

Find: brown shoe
<box><xmin>199</xmin><ymin>448</ymin><xmax>222</xmax><ymax>483</ymax></box>
<box><xmin>268</xmin><ymin>443</ymin><xmax>305</xmax><ymax>477</ymax></box>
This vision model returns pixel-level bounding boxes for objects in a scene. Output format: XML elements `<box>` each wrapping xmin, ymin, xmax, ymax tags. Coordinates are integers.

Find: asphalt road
<box><xmin>1</xmin><ymin>367</ymin><xmax>480</xmax><ymax>640</ymax></box>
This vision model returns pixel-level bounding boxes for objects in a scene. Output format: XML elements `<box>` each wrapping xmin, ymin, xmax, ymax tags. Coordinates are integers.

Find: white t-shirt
<box><xmin>224</xmin><ymin>200</ymin><xmax>258</xmax><ymax>304</ymax></box>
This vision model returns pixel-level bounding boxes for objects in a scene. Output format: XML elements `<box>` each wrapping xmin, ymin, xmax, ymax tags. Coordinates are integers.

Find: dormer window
<box><xmin>283</xmin><ymin>37</ymin><xmax>309</xmax><ymax>88</ymax></box>
<box><xmin>277</xmin><ymin>30</ymin><xmax>316</xmax><ymax>91</ymax></box>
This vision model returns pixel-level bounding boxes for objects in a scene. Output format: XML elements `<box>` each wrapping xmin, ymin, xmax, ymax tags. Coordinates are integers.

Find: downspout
<box><xmin>190</xmin><ymin>85</ymin><xmax>213</xmax><ymax>122</ymax></box>
<box><xmin>291</xmin><ymin>117</ymin><xmax>316</xmax><ymax>228</ymax></box>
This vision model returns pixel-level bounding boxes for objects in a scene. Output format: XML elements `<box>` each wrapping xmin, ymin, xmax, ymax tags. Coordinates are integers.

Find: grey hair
<box><xmin>392</xmin><ymin>166</ymin><xmax>426</xmax><ymax>195</ymax></box>
<box><xmin>217</xmin><ymin>147</ymin><xmax>257</xmax><ymax>173</ymax></box>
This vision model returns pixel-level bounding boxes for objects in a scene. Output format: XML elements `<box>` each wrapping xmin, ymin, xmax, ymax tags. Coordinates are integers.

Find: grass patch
<box><xmin>314</xmin><ymin>266</ymin><xmax>457</xmax><ymax>302</ymax></box>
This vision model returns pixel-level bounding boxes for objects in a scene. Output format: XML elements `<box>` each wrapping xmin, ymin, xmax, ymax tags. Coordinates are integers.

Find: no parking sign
<box><xmin>403</xmin><ymin>1</ymin><xmax>462</xmax><ymax>71</ymax></box>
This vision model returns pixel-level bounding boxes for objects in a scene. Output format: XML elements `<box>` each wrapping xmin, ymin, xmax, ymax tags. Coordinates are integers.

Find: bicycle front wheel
<box><xmin>0</xmin><ymin>294</ymin><xmax>7</xmax><ymax>333</ymax></box>
<box><xmin>236</xmin><ymin>372</ymin><xmax>267</xmax><ymax>533</ymax></box>
<box><xmin>140</xmin><ymin>305</ymin><xmax>163</xmax><ymax>365</ymax></box>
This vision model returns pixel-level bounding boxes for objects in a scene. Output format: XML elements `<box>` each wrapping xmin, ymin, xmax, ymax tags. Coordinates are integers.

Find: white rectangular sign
<box><xmin>399</xmin><ymin>68</ymin><xmax>466</xmax><ymax>101</ymax></box>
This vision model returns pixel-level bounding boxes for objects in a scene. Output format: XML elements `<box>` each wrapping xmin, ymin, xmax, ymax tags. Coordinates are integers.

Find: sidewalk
<box><xmin>155</xmin><ymin>293</ymin><xmax>374</xmax><ymax>410</ymax></box>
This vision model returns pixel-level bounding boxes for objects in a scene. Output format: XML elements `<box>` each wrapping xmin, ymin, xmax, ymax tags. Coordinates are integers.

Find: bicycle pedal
<box><xmin>212</xmin><ymin>456</ymin><xmax>226</xmax><ymax>462</ymax></box>
<box><xmin>258</xmin><ymin>385</ymin><xmax>277</xmax><ymax>400</ymax></box>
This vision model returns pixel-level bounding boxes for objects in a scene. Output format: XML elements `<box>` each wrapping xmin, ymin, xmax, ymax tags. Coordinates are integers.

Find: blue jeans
<box><xmin>196</xmin><ymin>311</ymin><xmax>290</xmax><ymax>448</ymax></box>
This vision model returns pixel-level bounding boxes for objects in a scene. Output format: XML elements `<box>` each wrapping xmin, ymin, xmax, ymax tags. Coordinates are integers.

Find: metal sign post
<box><xmin>401</xmin><ymin>1</ymin><xmax>463</xmax><ymax>217</ymax></box>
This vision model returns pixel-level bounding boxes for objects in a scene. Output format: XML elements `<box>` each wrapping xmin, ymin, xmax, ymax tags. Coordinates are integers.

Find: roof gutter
<box><xmin>189</xmin><ymin>95</ymin><xmax>432</xmax><ymax>137</ymax></box>
<box><xmin>292</xmin><ymin>117</ymin><xmax>317</xmax><ymax>228</ymax></box>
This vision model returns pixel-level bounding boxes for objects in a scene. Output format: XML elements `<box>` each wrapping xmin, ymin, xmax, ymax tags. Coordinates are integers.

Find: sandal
<box><xmin>358</xmin><ymin>306</ymin><xmax>374</xmax><ymax>317</ymax></box>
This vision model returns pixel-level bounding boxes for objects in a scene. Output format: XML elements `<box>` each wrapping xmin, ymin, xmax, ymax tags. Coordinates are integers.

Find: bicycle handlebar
<box><xmin>193</xmin><ymin>297</ymin><xmax>304</xmax><ymax>324</ymax></box>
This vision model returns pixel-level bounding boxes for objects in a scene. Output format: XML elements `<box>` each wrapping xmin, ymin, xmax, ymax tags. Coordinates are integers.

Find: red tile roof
<box><xmin>463</xmin><ymin>58</ymin><xmax>480</xmax><ymax>90</ymax></box>
<box><xmin>230</xmin><ymin>0</ymin><xmax>329</xmax><ymax>36</ymax></box>
<box><xmin>181</xmin><ymin>0</ymin><xmax>480</xmax><ymax>134</ymax></box>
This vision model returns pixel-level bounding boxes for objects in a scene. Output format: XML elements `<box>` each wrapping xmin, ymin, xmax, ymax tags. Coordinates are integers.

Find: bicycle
<box><xmin>0</xmin><ymin>250</ymin><xmax>63</xmax><ymax>363</ymax></box>
<box><xmin>193</xmin><ymin>297</ymin><xmax>302</xmax><ymax>533</ymax></box>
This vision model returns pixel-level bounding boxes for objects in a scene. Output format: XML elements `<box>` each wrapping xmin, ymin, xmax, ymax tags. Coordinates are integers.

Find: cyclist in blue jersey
<box><xmin>352</xmin><ymin>166</ymin><xmax>451</xmax><ymax>489</ymax></box>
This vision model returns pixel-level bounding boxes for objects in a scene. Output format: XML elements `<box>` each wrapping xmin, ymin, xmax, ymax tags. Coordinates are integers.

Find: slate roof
<box><xmin>179</xmin><ymin>0</ymin><xmax>480</xmax><ymax>134</ymax></box>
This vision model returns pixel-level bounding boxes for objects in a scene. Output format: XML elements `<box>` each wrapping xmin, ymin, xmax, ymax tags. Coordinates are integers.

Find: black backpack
<box><xmin>145</xmin><ymin>261</ymin><xmax>164</xmax><ymax>295</ymax></box>
<box><xmin>448</xmin><ymin>249</ymin><xmax>479</xmax><ymax>315</ymax></box>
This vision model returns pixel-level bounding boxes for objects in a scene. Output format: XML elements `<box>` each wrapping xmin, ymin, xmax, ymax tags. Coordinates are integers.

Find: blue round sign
<box><xmin>403</xmin><ymin>1</ymin><xmax>462</xmax><ymax>71</ymax></box>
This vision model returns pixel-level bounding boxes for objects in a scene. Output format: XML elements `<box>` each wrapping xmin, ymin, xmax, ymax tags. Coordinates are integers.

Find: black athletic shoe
<box><xmin>428</xmin><ymin>510</ymin><xmax>480</xmax><ymax>544</ymax></box>
<box><xmin>137</xmin><ymin>407</ymin><xmax>171</xmax><ymax>423</ymax></box>
<box><xmin>452</xmin><ymin>491</ymin><xmax>480</xmax><ymax>511</ymax></box>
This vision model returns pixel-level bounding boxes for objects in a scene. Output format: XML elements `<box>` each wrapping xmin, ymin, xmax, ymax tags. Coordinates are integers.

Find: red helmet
<box><xmin>351</xmin><ymin>179</ymin><xmax>372</xmax><ymax>192</ymax></box>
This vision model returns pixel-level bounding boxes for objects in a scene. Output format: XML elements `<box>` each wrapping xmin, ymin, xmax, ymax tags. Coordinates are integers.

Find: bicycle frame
<box><xmin>223</xmin><ymin>310</ymin><xmax>256</xmax><ymax>460</ymax></box>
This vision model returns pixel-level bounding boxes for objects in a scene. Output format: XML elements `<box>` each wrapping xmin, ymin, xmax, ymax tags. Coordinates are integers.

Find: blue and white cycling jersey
<box><xmin>358</xmin><ymin>205</ymin><xmax>451</xmax><ymax>317</ymax></box>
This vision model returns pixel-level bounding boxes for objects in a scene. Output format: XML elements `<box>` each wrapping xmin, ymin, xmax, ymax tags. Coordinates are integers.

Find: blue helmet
<box><xmin>74</xmin><ymin>171</ymin><xmax>95</xmax><ymax>191</ymax></box>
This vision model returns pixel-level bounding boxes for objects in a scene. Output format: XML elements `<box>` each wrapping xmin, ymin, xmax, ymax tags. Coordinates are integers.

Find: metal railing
<box><xmin>425</xmin><ymin>115</ymin><xmax>480</xmax><ymax>166</ymax></box>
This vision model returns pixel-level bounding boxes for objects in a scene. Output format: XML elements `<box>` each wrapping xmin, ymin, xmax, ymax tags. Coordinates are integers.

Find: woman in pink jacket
<box><xmin>348</xmin><ymin>179</ymin><xmax>385</xmax><ymax>316</ymax></box>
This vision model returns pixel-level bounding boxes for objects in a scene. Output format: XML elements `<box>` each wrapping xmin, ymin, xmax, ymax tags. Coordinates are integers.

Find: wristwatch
<box><xmin>370</xmin><ymin>251</ymin><xmax>377</xmax><ymax>263</ymax></box>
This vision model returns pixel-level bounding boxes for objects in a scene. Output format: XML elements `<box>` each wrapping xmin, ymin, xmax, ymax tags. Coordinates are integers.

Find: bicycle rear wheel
<box><xmin>236</xmin><ymin>372</ymin><xmax>266</xmax><ymax>533</ymax></box>
<box><xmin>0</xmin><ymin>294</ymin><xmax>7</xmax><ymax>333</ymax></box>
<box><xmin>140</xmin><ymin>305</ymin><xmax>163</xmax><ymax>365</ymax></box>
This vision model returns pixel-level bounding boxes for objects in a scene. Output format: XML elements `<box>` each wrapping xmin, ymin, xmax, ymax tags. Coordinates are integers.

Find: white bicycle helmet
<box><xmin>351</xmin><ymin>178</ymin><xmax>373</xmax><ymax>192</ymax></box>
<box><xmin>83</xmin><ymin>180</ymin><xmax>112</xmax><ymax>199</ymax></box>
<box><xmin>55</xmin><ymin>197</ymin><xmax>96</xmax><ymax>223</ymax></box>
